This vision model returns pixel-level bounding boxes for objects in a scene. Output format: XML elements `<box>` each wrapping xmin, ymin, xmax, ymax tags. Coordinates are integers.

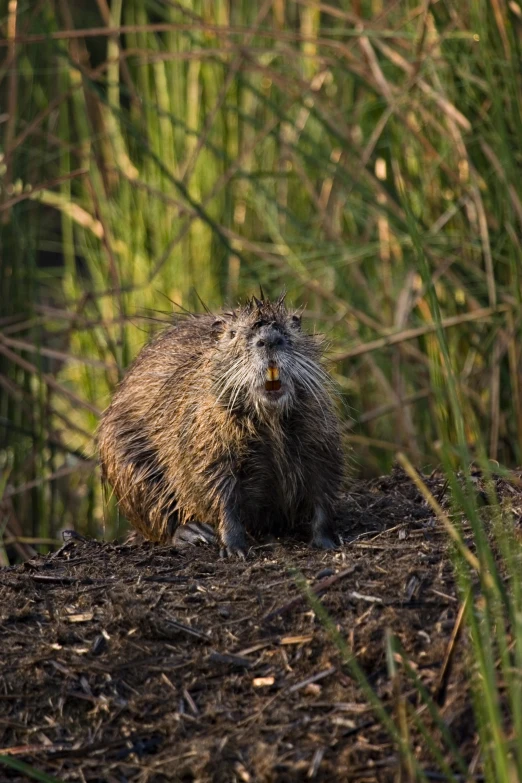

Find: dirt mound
<box><xmin>0</xmin><ymin>469</ymin><xmax>511</xmax><ymax>782</ymax></box>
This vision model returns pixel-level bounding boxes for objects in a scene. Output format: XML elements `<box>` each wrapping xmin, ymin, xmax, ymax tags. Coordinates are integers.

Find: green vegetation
<box><xmin>1</xmin><ymin>1</ymin><xmax>522</xmax><ymax>779</ymax></box>
<box><xmin>2</xmin><ymin>0</ymin><xmax>521</xmax><ymax>537</ymax></box>
<box><xmin>0</xmin><ymin>755</ymin><xmax>63</xmax><ymax>783</ymax></box>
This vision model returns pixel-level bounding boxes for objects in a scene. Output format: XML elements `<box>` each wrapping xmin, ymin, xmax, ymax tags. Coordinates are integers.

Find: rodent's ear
<box><xmin>211</xmin><ymin>318</ymin><xmax>226</xmax><ymax>337</ymax></box>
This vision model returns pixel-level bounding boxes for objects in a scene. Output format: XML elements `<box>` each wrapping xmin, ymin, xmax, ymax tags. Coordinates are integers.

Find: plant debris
<box><xmin>1</xmin><ymin>467</ymin><xmax>520</xmax><ymax>781</ymax></box>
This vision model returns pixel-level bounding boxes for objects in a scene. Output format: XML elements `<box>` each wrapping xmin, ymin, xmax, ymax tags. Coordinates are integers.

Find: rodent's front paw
<box><xmin>219</xmin><ymin>529</ymin><xmax>248</xmax><ymax>560</ymax></box>
<box><xmin>220</xmin><ymin>545</ymin><xmax>247</xmax><ymax>560</ymax></box>
<box><xmin>311</xmin><ymin>531</ymin><xmax>339</xmax><ymax>550</ymax></box>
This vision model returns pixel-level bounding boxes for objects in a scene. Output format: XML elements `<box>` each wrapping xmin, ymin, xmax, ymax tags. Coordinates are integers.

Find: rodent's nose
<box><xmin>257</xmin><ymin>333</ymin><xmax>284</xmax><ymax>349</ymax></box>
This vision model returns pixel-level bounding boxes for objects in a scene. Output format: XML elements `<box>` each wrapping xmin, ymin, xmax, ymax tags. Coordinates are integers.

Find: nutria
<box><xmin>98</xmin><ymin>293</ymin><xmax>345</xmax><ymax>557</ymax></box>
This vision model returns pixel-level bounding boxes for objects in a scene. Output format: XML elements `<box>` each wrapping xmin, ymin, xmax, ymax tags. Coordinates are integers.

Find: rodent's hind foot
<box><xmin>173</xmin><ymin>521</ymin><xmax>217</xmax><ymax>547</ymax></box>
<box><xmin>311</xmin><ymin>531</ymin><xmax>340</xmax><ymax>550</ymax></box>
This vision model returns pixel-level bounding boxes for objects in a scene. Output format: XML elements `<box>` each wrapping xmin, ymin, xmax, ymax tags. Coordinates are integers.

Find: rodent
<box><xmin>97</xmin><ymin>293</ymin><xmax>346</xmax><ymax>557</ymax></box>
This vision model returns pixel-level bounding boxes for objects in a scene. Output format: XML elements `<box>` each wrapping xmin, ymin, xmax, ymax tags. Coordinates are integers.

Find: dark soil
<box><xmin>1</xmin><ymin>467</ymin><xmax>519</xmax><ymax>782</ymax></box>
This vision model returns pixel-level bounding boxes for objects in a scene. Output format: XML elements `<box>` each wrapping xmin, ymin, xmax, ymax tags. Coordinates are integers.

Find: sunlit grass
<box><xmin>1</xmin><ymin>0</ymin><xmax>520</xmax><ymax>538</ymax></box>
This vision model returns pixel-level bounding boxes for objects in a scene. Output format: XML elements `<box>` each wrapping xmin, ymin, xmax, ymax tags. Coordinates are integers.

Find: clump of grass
<box><xmin>0</xmin><ymin>754</ymin><xmax>63</xmax><ymax>783</ymax></box>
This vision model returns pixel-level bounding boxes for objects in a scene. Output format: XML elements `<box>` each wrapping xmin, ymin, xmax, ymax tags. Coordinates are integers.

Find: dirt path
<box><xmin>0</xmin><ymin>470</ymin><xmax>498</xmax><ymax>781</ymax></box>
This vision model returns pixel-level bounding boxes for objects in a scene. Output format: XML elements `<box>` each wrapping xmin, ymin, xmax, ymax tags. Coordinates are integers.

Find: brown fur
<box><xmin>98</xmin><ymin>294</ymin><xmax>346</xmax><ymax>555</ymax></box>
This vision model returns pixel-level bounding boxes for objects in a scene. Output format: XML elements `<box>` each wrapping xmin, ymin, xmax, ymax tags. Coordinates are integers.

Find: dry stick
<box><xmin>80</xmin><ymin>45</ymin><xmax>308</xmax><ymax>68</ymax></box>
<box><xmin>506</xmin><ymin>309</ymin><xmax>522</xmax><ymax>454</ymax></box>
<box><xmin>332</xmin><ymin>305</ymin><xmax>510</xmax><ymax>362</ymax></box>
<box><xmin>0</xmin><ymin>314</ymin><xmax>23</xmax><ymax>328</ymax></box>
<box><xmin>489</xmin><ymin>336</ymin><xmax>501</xmax><ymax>461</ymax></box>
<box><xmin>480</xmin><ymin>140</ymin><xmax>522</xmax><ymax>231</ymax></box>
<box><xmin>0</xmin><ymin>168</ymin><xmax>89</xmax><ymax>213</ymax></box>
<box><xmin>263</xmin><ymin>566</ymin><xmax>356</xmax><ymax>622</ymax></box>
<box><xmin>3</xmin><ymin>536</ymin><xmax>59</xmax><ymax>546</ymax></box>
<box><xmin>396</xmin><ymin>452</ymin><xmax>492</xmax><ymax>588</ymax></box>
<box><xmin>472</xmin><ymin>181</ymin><xmax>496</xmax><ymax>310</ymax></box>
<box><xmin>1</xmin><ymin>501</ymin><xmax>37</xmax><ymax>561</ymax></box>
<box><xmin>1</xmin><ymin>0</ymin><xmax>18</xmax><ymax>225</ymax></box>
<box><xmin>35</xmin><ymin>303</ymin><xmax>140</xmax><ymax>324</ymax></box>
<box><xmin>0</xmin><ymin>331</ymin><xmax>110</xmax><ymax>369</ymax></box>
<box><xmin>358</xmin><ymin>389</ymin><xmax>432</xmax><ymax>424</ymax></box>
<box><xmin>288</xmin><ymin>666</ymin><xmax>336</xmax><ymax>693</ymax></box>
<box><xmin>0</xmin><ymin>410</ymin><xmax>91</xmax><ymax>460</ymax></box>
<box><xmin>345</xmin><ymin>433</ymin><xmax>431</xmax><ymax>461</ymax></box>
<box><xmin>0</xmin><ymin>21</ymin><xmax>424</xmax><ymax>48</ymax></box>
<box><xmin>414</xmin><ymin>0</ymin><xmax>433</xmax><ymax>60</ymax></box>
<box><xmin>434</xmin><ymin>590</ymin><xmax>470</xmax><ymax>706</ymax></box>
<box><xmin>7</xmin><ymin>82</ymin><xmax>85</xmax><ymax>159</ymax></box>
<box><xmin>162</xmin><ymin>619</ymin><xmax>211</xmax><ymax>642</ymax></box>
<box><xmin>29</xmin><ymin>574</ymin><xmax>89</xmax><ymax>584</ymax></box>
<box><xmin>0</xmin><ymin>342</ymin><xmax>101</xmax><ymax>416</ymax></box>
<box><xmin>0</xmin><ymin>0</ymin><xmax>46</xmax><ymax>87</ymax></box>
<box><xmin>295</xmin><ymin>0</ymin><xmax>427</xmax><ymax>30</ymax></box>
<box><xmin>372</xmin><ymin>36</ymin><xmax>471</xmax><ymax>131</ymax></box>
<box><xmin>358</xmin><ymin>33</ymin><xmax>394</xmax><ymax>102</ymax></box>
<box><xmin>4</xmin><ymin>462</ymin><xmax>94</xmax><ymax>500</ymax></box>
<box><xmin>490</xmin><ymin>0</ymin><xmax>511</xmax><ymax>59</ymax></box>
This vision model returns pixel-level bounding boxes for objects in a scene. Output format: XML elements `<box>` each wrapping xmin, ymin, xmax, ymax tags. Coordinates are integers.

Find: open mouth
<box><xmin>265</xmin><ymin>365</ymin><xmax>282</xmax><ymax>392</ymax></box>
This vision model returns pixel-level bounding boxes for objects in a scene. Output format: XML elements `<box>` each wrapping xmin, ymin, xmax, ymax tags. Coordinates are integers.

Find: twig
<box><xmin>434</xmin><ymin>590</ymin><xmax>470</xmax><ymax>705</ymax></box>
<box><xmin>263</xmin><ymin>566</ymin><xmax>355</xmax><ymax>621</ymax></box>
<box><xmin>333</xmin><ymin>305</ymin><xmax>510</xmax><ymax>362</ymax></box>
<box><xmin>288</xmin><ymin>666</ymin><xmax>336</xmax><ymax>693</ymax></box>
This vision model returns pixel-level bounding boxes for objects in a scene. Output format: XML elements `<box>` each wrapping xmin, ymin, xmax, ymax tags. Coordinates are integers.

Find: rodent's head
<box><xmin>209</xmin><ymin>293</ymin><xmax>330</xmax><ymax>418</ymax></box>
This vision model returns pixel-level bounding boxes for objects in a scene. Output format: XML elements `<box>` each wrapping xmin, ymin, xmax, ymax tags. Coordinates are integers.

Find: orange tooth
<box><xmin>265</xmin><ymin>366</ymin><xmax>280</xmax><ymax>382</ymax></box>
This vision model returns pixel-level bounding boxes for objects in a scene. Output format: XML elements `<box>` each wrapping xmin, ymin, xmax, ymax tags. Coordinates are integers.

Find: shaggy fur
<box><xmin>98</xmin><ymin>294</ymin><xmax>346</xmax><ymax>556</ymax></box>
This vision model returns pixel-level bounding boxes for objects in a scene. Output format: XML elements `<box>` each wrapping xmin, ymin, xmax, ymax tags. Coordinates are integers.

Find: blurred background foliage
<box><xmin>1</xmin><ymin>0</ymin><xmax>522</xmax><ymax>554</ymax></box>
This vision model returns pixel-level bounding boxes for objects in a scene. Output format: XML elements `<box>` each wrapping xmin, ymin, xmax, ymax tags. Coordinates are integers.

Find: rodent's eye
<box><xmin>290</xmin><ymin>315</ymin><xmax>301</xmax><ymax>329</ymax></box>
<box><xmin>229</xmin><ymin>330</ymin><xmax>237</xmax><ymax>339</ymax></box>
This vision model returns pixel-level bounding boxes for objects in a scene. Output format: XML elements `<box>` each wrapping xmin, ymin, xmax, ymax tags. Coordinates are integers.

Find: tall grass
<box><xmin>2</xmin><ymin>0</ymin><xmax>521</xmax><ymax>539</ymax></box>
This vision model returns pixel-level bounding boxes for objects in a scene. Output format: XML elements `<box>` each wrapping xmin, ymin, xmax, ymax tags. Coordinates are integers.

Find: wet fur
<box><xmin>98</xmin><ymin>295</ymin><xmax>346</xmax><ymax>552</ymax></box>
